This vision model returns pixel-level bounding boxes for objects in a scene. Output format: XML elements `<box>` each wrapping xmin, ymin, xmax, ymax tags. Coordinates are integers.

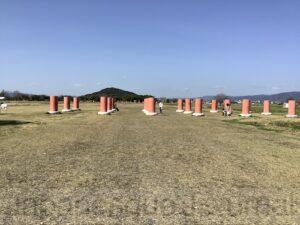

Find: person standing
<box><xmin>159</xmin><ymin>101</ymin><xmax>164</xmax><ymax>113</ymax></box>
<box><xmin>114</xmin><ymin>102</ymin><xmax>119</xmax><ymax>111</ymax></box>
<box><xmin>223</xmin><ymin>103</ymin><xmax>232</xmax><ymax>116</ymax></box>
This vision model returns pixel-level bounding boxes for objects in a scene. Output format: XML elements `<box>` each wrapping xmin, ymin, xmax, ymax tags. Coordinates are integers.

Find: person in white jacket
<box><xmin>159</xmin><ymin>101</ymin><xmax>164</xmax><ymax>114</ymax></box>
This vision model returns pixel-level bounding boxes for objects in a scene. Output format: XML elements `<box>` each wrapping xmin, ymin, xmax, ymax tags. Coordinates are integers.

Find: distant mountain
<box><xmin>80</xmin><ymin>87</ymin><xmax>152</xmax><ymax>102</ymax></box>
<box><xmin>202</xmin><ymin>91</ymin><xmax>300</xmax><ymax>103</ymax></box>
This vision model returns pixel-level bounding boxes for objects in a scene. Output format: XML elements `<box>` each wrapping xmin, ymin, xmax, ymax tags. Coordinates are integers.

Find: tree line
<box><xmin>0</xmin><ymin>90</ymin><xmax>153</xmax><ymax>102</ymax></box>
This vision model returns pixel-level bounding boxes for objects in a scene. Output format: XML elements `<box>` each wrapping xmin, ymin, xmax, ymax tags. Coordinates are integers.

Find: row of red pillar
<box><xmin>49</xmin><ymin>96</ymin><xmax>297</xmax><ymax>118</ymax></box>
<box><xmin>239</xmin><ymin>99</ymin><xmax>297</xmax><ymax>117</ymax></box>
<box><xmin>49</xmin><ymin>96</ymin><xmax>79</xmax><ymax>114</ymax></box>
<box><xmin>177</xmin><ymin>98</ymin><xmax>204</xmax><ymax>116</ymax></box>
<box><xmin>142</xmin><ymin>97</ymin><xmax>204</xmax><ymax>117</ymax></box>
<box><xmin>49</xmin><ymin>96</ymin><xmax>117</xmax><ymax>115</ymax></box>
<box><xmin>98</xmin><ymin>96</ymin><xmax>116</xmax><ymax>115</ymax></box>
<box><xmin>176</xmin><ymin>98</ymin><xmax>298</xmax><ymax>118</ymax></box>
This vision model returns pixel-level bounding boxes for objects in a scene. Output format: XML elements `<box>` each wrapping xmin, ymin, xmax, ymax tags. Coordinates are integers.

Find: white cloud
<box><xmin>28</xmin><ymin>82</ymin><xmax>40</xmax><ymax>87</ymax></box>
<box><xmin>184</xmin><ymin>87</ymin><xmax>190</xmax><ymax>92</ymax></box>
<box><xmin>271</xmin><ymin>86</ymin><xmax>280</xmax><ymax>90</ymax></box>
<box><xmin>73</xmin><ymin>83</ymin><xmax>83</xmax><ymax>87</ymax></box>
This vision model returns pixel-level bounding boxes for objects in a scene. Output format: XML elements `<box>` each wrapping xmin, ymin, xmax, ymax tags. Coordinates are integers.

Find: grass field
<box><xmin>0</xmin><ymin>102</ymin><xmax>299</xmax><ymax>225</ymax></box>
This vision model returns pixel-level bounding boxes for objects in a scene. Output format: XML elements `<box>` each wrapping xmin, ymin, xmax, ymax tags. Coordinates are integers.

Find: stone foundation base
<box><xmin>176</xmin><ymin>109</ymin><xmax>184</xmax><ymax>113</ymax></box>
<box><xmin>192</xmin><ymin>112</ymin><xmax>204</xmax><ymax>117</ymax></box>
<box><xmin>145</xmin><ymin>111</ymin><xmax>157</xmax><ymax>116</ymax></box>
<box><xmin>184</xmin><ymin>111</ymin><xmax>193</xmax><ymax>114</ymax></box>
<box><xmin>240</xmin><ymin>114</ymin><xmax>252</xmax><ymax>117</ymax></box>
<box><xmin>98</xmin><ymin>111</ymin><xmax>110</xmax><ymax>115</ymax></box>
<box><xmin>286</xmin><ymin>114</ymin><xmax>298</xmax><ymax>118</ymax></box>
<box><xmin>62</xmin><ymin>109</ymin><xmax>72</xmax><ymax>113</ymax></box>
<box><xmin>261</xmin><ymin>112</ymin><xmax>272</xmax><ymax>116</ymax></box>
<box><xmin>210</xmin><ymin>110</ymin><xmax>218</xmax><ymax>113</ymax></box>
<box><xmin>48</xmin><ymin>111</ymin><xmax>59</xmax><ymax>114</ymax></box>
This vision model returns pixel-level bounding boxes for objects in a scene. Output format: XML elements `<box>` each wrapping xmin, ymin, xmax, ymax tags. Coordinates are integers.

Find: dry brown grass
<box><xmin>0</xmin><ymin>102</ymin><xmax>299</xmax><ymax>225</ymax></box>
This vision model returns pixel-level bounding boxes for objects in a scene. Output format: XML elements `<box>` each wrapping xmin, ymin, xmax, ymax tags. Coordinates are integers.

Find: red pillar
<box><xmin>240</xmin><ymin>99</ymin><xmax>251</xmax><ymax>117</ymax></box>
<box><xmin>98</xmin><ymin>96</ymin><xmax>110</xmax><ymax>115</ymax></box>
<box><xmin>143</xmin><ymin>98</ymin><xmax>149</xmax><ymax>112</ymax></box>
<box><xmin>262</xmin><ymin>100</ymin><xmax>272</xmax><ymax>115</ymax></box>
<box><xmin>286</xmin><ymin>100</ymin><xmax>298</xmax><ymax>118</ymax></box>
<box><xmin>143</xmin><ymin>97</ymin><xmax>157</xmax><ymax>115</ymax></box>
<box><xmin>148</xmin><ymin>98</ymin><xmax>155</xmax><ymax>113</ymax></box>
<box><xmin>184</xmin><ymin>98</ymin><xmax>193</xmax><ymax>114</ymax></box>
<box><xmin>73</xmin><ymin>97</ymin><xmax>79</xmax><ymax>110</ymax></box>
<box><xmin>193</xmin><ymin>98</ymin><xmax>204</xmax><ymax>116</ymax></box>
<box><xmin>62</xmin><ymin>96</ymin><xmax>71</xmax><ymax>112</ymax></box>
<box><xmin>48</xmin><ymin>96</ymin><xmax>58</xmax><ymax>114</ymax></box>
<box><xmin>176</xmin><ymin>99</ymin><xmax>184</xmax><ymax>112</ymax></box>
<box><xmin>210</xmin><ymin>99</ymin><xmax>218</xmax><ymax>113</ymax></box>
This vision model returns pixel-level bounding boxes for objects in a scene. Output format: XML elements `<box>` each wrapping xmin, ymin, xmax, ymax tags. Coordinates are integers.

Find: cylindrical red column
<box><xmin>193</xmin><ymin>98</ymin><xmax>204</xmax><ymax>116</ymax></box>
<box><xmin>107</xmin><ymin>97</ymin><xmax>112</xmax><ymax>112</ymax></box>
<box><xmin>98</xmin><ymin>96</ymin><xmax>109</xmax><ymax>115</ymax></box>
<box><xmin>184</xmin><ymin>98</ymin><xmax>192</xmax><ymax>113</ymax></box>
<box><xmin>62</xmin><ymin>96</ymin><xmax>71</xmax><ymax>112</ymax></box>
<box><xmin>49</xmin><ymin>96</ymin><xmax>58</xmax><ymax>113</ymax></box>
<box><xmin>143</xmin><ymin>97</ymin><xmax>156</xmax><ymax>115</ymax></box>
<box><xmin>144</xmin><ymin>98</ymin><xmax>151</xmax><ymax>112</ymax></box>
<box><xmin>146</xmin><ymin>98</ymin><xmax>150</xmax><ymax>112</ymax></box>
<box><xmin>262</xmin><ymin>100</ymin><xmax>271</xmax><ymax>115</ymax></box>
<box><xmin>241</xmin><ymin>99</ymin><xmax>251</xmax><ymax>117</ymax></box>
<box><xmin>143</xmin><ymin>98</ymin><xmax>148</xmax><ymax>112</ymax></box>
<box><xmin>286</xmin><ymin>100</ymin><xmax>297</xmax><ymax>118</ymax></box>
<box><xmin>148</xmin><ymin>97</ymin><xmax>155</xmax><ymax>113</ymax></box>
<box><xmin>73</xmin><ymin>97</ymin><xmax>79</xmax><ymax>110</ymax></box>
<box><xmin>176</xmin><ymin>99</ymin><xmax>184</xmax><ymax>112</ymax></box>
<box><xmin>263</xmin><ymin>100</ymin><xmax>270</xmax><ymax>113</ymax></box>
<box><xmin>210</xmin><ymin>99</ymin><xmax>218</xmax><ymax>112</ymax></box>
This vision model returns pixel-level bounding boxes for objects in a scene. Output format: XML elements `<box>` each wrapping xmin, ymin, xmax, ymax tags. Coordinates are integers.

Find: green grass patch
<box><xmin>272</xmin><ymin>121</ymin><xmax>300</xmax><ymax>130</ymax></box>
<box><xmin>223</xmin><ymin>119</ymin><xmax>280</xmax><ymax>132</ymax></box>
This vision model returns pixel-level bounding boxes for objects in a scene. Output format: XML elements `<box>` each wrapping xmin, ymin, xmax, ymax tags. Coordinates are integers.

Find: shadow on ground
<box><xmin>0</xmin><ymin>120</ymin><xmax>31</xmax><ymax>126</ymax></box>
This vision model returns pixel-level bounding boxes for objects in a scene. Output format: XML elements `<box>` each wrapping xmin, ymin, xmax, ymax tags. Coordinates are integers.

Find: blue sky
<box><xmin>1</xmin><ymin>0</ymin><xmax>299</xmax><ymax>97</ymax></box>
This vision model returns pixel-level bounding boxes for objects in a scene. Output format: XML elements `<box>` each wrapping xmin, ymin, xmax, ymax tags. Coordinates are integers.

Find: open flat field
<box><xmin>0</xmin><ymin>102</ymin><xmax>299</xmax><ymax>225</ymax></box>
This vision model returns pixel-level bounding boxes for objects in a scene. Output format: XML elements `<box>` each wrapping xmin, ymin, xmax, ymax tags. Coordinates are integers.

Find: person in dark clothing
<box><xmin>114</xmin><ymin>102</ymin><xmax>119</xmax><ymax>112</ymax></box>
